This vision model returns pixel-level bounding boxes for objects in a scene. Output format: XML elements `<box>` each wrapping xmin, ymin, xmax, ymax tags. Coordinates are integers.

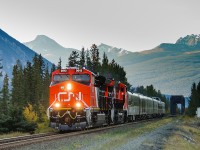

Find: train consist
<box><xmin>47</xmin><ymin>67</ymin><xmax>165</xmax><ymax>131</ymax></box>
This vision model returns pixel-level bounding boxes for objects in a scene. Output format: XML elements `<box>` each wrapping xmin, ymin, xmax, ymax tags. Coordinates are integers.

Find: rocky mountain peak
<box><xmin>32</xmin><ymin>35</ymin><xmax>64</xmax><ymax>48</ymax></box>
<box><xmin>176</xmin><ymin>34</ymin><xmax>200</xmax><ymax>46</ymax></box>
<box><xmin>24</xmin><ymin>35</ymin><xmax>67</xmax><ymax>51</ymax></box>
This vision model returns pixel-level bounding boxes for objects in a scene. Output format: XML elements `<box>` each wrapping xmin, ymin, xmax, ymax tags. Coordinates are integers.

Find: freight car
<box><xmin>47</xmin><ymin>67</ymin><xmax>165</xmax><ymax>131</ymax></box>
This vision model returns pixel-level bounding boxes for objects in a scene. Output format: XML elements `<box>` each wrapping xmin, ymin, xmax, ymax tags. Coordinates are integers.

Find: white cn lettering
<box><xmin>58</xmin><ymin>92</ymin><xmax>74</xmax><ymax>102</ymax></box>
<box><xmin>76</xmin><ymin>92</ymin><xmax>83</xmax><ymax>101</ymax></box>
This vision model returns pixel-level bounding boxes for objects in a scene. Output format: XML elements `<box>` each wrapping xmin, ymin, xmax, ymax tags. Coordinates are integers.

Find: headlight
<box><xmin>76</xmin><ymin>102</ymin><xmax>81</xmax><ymax>108</ymax></box>
<box><xmin>67</xmin><ymin>83</ymin><xmax>72</xmax><ymax>90</ymax></box>
<box><xmin>54</xmin><ymin>102</ymin><xmax>60</xmax><ymax>108</ymax></box>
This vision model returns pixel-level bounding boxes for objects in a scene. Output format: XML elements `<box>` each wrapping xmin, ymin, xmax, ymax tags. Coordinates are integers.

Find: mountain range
<box><xmin>0</xmin><ymin>29</ymin><xmax>53</xmax><ymax>86</ymax></box>
<box><xmin>24</xmin><ymin>35</ymin><xmax>77</xmax><ymax>67</ymax></box>
<box><xmin>1</xmin><ymin>28</ymin><xmax>200</xmax><ymax>97</ymax></box>
<box><xmin>24</xmin><ymin>34</ymin><xmax>200</xmax><ymax>97</ymax></box>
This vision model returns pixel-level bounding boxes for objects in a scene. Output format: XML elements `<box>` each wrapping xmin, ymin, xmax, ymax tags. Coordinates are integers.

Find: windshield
<box><xmin>51</xmin><ymin>74</ymin><xmax>70</xmax><ymax>85</ymax></box>
<box><xmin>72</xmin><ymin>74</ymin><xmax>90</xmax><ymax>85</ymax></box>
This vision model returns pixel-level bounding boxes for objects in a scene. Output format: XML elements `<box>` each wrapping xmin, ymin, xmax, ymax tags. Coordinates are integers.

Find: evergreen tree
<box><xmin>79</xmin><ymin>47</ymin><xmax>85</xmax><ymax>67</ymax></box>
<box><xmin>86</xmin><ymin>49</ymin><xmax>92</xmax><ymax>70</ymax></box>
<box><xmin>11</xmin><ymin>60</ymin><xmax>25</xmax><ymax>107</ymax></box>
<box><xmin>102</xmin><ymin>52</ymin><xmax>109</xmax><ymax>68</ymax></box>
<box><xmin>188</xmin><ymin>82</ymin><xmax>200</xmax><ymax>116</ymax></box>
<box><xmin>0</xmin><ymin>58</ymin><xmax>2</xmax><ymax>77</ymax></box>
<box><xmin>57</xmin><ymin>57</ymin><xmax>62</xmax><ymax>70</ymax></box>
<box><xmin>0</xmin><ymin>74</ymin><xmax>9</xmax><ymax>115</ymax></box>
<box><xmin>68</xmin><ymin>51</ymin><xmax>79</xmax><ymax>67</ymax></box>
<box><xmin>101</xmin><ymin>52</ymin><xmax>109</xmax><ymax>76</ymax></box>
<box><xmin>38</xmin><ymin>54</ymin><xmax>45</xmax><ymax>78</ymax></box>
<box><xmin>90</xmin><ymin>44</ymin><xmax>100</xmax><ymax>73</ymax></box>
<box><xmin>51</xmin><ymin>63</ymin><xmax>56</xmax><ymax>75</ymax></box>
<box><xmin>23</xmin><ymin>61</ymin><xmax>33</xmax><ymax>104</ymax></box>
<box><xmin>146</xmin><ymin>85</ymin><xmax>157</xmax><ymax>97</ymax></box>
<box><xmin>42</xmin><ymin>64</ymin><xmax>51</xmax><ymax>108</ymax></box>
<box><xmin>32</xmin><ymin>55</ymin><xmax>42</xmax><ymax>107</ymax></box>
<box><xmin>197</xmin><ymin>81</ymin><xmax>200</xmax><ymax>107</ymax></box>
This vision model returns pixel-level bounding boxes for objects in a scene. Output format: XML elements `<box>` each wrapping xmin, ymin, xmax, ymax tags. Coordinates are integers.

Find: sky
<box><xmin>0</xmin><ymin>0</ymin><xmax>200</xmax><ymax>52</ymax></box>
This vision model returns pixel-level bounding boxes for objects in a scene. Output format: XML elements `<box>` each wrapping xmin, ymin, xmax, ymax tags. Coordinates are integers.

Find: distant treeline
<box><xmin>187</xmin><ymin>81</ymin><xmax>200</xmax><ymax>116</ymax></box>
<box><xmin>130</xmin><ymin>85</ymin><xmax>169</xmax><ymax>112</ymax></box>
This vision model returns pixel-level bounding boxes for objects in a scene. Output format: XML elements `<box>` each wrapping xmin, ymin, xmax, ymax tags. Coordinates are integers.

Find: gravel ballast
<box><xmin>14</xmin><ymin>118</ymin><xmax>184</xmax><ymax>150</ymax></box>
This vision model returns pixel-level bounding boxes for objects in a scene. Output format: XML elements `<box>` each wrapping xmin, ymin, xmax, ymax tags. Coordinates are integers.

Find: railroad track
<box><xmin>0</xmin><ymin>118</ymin><xmax>163</xmax><ymax>150</ymax></box>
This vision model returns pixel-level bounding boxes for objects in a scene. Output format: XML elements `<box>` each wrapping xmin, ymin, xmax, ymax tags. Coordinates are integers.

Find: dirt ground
<box><xmin>115</xmin><ymin>116</ymin><xmax>200</xmax><ymax>150</ymax></box>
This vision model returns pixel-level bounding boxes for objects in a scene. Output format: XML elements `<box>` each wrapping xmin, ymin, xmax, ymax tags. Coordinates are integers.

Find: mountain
<box><xmin>25</xmin><ymin>34</ymin><xmax>200</xmax><ymax>96</ymax></box>
<box><xmin>176</xmin><ymin>34</ymin><xmax>200</xmax><ymax>46</ymax></box>
<box><xmin>0</xmin><ymin>29</ymin><xmax>52</xmax><ymax>86</ymax></box>
<box><xmin>24</xmin><ymin>37</ymin><xmax>131</xmax><ymax>67</ymax></box>
<box><xmin>118</xmin><ymin>34</ymin><xmax>200</xmax><ymax>96</ymax></box>
<box><xmin>24</xmin><ymin>35</ymin><xmax>78</xmax><ymax>67</ymax></box>
<box><xmin>97</xmin><ymin>43</ymin><xmax>130</xmax><ymax>60</ymax></box>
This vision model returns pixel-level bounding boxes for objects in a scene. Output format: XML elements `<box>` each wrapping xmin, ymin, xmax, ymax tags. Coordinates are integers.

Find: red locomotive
<box><xmin>47</xmin><ymin>67</ymin><xmax>128</xmax><ymax>130</ymax></box>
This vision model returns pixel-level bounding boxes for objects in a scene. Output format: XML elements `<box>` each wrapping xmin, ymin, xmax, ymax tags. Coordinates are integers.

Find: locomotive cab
<box><xmin>47</xmin><ymin>67</ymin><xmax>98</xmax><ymax>130</ymax></box>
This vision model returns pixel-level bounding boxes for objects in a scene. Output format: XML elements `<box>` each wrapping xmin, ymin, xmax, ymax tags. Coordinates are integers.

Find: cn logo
<box><xmin>57</xmin><ymin>92</ymin><xmax>83</xmax><ymax>102</ymax></box>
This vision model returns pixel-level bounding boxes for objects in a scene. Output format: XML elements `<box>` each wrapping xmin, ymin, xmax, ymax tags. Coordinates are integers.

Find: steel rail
<box><xmin>0</xmin><ymin>118</ymin><xmax>163</xmax><ymax>150</ymax></box>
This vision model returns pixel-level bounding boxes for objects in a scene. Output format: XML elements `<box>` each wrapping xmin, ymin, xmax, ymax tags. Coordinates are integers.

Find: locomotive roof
<box><xmin>52</xmin><ymin>67</ymin><xmax>97</xmax><ymax>76</ymax></box>
<box><xmin>127</xmin><ymin>91</ymin><xmax>164</xmax><ymax>103</ymax></box>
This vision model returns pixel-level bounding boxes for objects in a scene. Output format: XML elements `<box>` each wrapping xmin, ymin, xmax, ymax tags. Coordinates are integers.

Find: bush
<box><xmin>14</xmin><ymin>121</ymin><xmax>37</xmax><ymax>133</ymax></box>
<box><xmin>23</xmin><ymin>103</ymin><xmax>38</xmax><ymax>123</ymax></box>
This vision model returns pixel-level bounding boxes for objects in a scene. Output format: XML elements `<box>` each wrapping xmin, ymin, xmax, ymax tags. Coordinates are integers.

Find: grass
<box><xmin>164</xmin><ymin>116</ymin><xmax>200</xmax><ymax>150</ymax></box>
<box><xmin>0</xmin><ymin>132</ymin><xmax>29</xmax><ymax>139</ymax></box>
<box><xmin>61</xmin><ymin>118</ymin><xmax>173</xmax><ymax>150</ymax></box>
<box><xmin>34</xmin><ymin>122</ymin><xmax>56</xmax><ymax>133</ymax></box>
<box><xmin>0</xmin><ymin>122</ymin><xmax>56</xmax><ymax>139</ymax></box>
<box><xmin>96</xmin><ymin>118</ymin><xmax>173</xmax><ymax>150</ymax></box>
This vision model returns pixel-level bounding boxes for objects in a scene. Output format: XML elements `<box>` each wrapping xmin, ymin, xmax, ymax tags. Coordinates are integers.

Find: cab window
<box><xmin>72</xmin><ymin>74</ymin><xmax>90</xmax><ymax>85</ymax></box>
<box><xmin>51</xmin><ymin>74</ymin><xmax>70</xmax><ymax>85</ymax></box>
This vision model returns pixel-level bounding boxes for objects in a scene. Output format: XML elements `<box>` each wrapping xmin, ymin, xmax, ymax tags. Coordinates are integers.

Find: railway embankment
<box><xmin>2</xmin><ymin>116</ymin><xmax>200</xmax><ymax>150</ymax></box>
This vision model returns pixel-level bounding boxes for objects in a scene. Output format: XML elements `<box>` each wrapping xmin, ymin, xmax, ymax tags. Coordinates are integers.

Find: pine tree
<box><xmin>197</xmin><ymin>81</ymin><xmax>200</xmax><ymax>107</ymax></box>
<box><xmin>0</xmin><ymin>74</ymin><xmax>9</xmax><ymax>115</ymax></box>
<box><xmin>90</xmin><ymin>44</ymin><xmax>100</xmax><ymax>73</ymax></box>
<box><xmin>79</xmin><ymin>47</ymin><xmax>85</xmax><ymax>68</ymax></box>
<box><xmin>23</xmin><ymin>61</ymin><xmax>33</xmax><ymax>104</ymax></box>
<box><xmin>38</xmin><ymin>54</ymin><xmax>45</xmax><ymax>78</ymax></box>
<box><xmin>0</xmin><ymin>58</ymin><xmax>3</xmax><ymax>77</ymax></box>
<box><xmin>51</xmin><ymin>63</ymin><xmax>56</xmax><ymax>75</ymax></box>
<box><xmin>42</xmin><ymin>64</ymin><xmax>51</xmax><ymax>108</ymax></box>
<box><xmin>101</xmin><ymin>52</ymin><xmax>109</xmax><ymax>76</ymax></box>
<box><xmin>86</xmin><ymin>49</ymin><xmax>92</xmax><ymax>70</ymax></box>
<box><xmin>68</xmin><ymin>51</ymin><xmax>79</xmax><ymax>67</ymax></box>
<box><xmin>188</xmin><ymin>82</ymin><xmax>200</xmax><ymax>116</ymax></box>
<box><xmin>57</xmin><ymin>57</ymin><xmax>62</xmax><ymax>70</ymax></box>
<box><xmin>146</xmin><ymin>85</ymin><xmax>157</xmax><ymax>97</ymax></box>
<box><xmin>102</xmin><ymin>52</ymin><xmax>109</xmax><ymax>68</ymax></box>
<box><xmin>11</xmin><ymin>60</ymin><xmax>25</xmax><ymax>107</ymax></box>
